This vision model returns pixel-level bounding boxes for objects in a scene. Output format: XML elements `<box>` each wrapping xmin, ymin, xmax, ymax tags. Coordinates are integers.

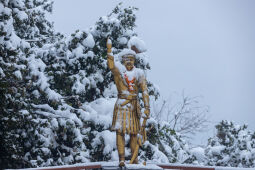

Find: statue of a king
<box><xmin>106</xmin><ymin>38</ymin><xmax>150</xmax><ymax>167</ymax></box>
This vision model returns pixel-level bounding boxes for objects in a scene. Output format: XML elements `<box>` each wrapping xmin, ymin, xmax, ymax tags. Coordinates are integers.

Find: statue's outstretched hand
<box><xmin>107</xmin><ymin>37</ymin><xmax>112</xmax><ymax>53</ymax></box>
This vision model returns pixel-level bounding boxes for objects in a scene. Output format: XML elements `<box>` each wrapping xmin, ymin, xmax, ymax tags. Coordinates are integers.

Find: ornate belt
<box><xmin>118</xmin><ymin>93</ymin><xmax>137</xmax><ymax>100</ymax></box>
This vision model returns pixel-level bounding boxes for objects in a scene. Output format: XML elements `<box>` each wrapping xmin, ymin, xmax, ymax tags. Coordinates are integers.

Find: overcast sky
<box><xmin>47</xmin><ymin>0</ymin><xmax>255</xmax><ymax>145</ymax></box>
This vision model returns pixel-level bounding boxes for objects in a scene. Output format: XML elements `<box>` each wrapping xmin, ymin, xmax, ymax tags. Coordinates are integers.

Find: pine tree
<box><xmin>205</xmin><ymin>120</ymin><xmax>255</xmax><ymax>168</ymax></box>
<box><xmin>0</xmin><ymin>0</ymin><xmax>57</xmax><ymax>168</ymax></box>
<box><xmin>140</xmin><ymin>120</ymin><xmax>192</xmax><ymax>163</ymax></box>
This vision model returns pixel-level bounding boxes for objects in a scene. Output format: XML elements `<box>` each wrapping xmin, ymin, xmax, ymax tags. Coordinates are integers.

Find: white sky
<box><xmin>47</xmin><ymin>0</ymin><xmax>255</xmax><ymax>145</ymax></box>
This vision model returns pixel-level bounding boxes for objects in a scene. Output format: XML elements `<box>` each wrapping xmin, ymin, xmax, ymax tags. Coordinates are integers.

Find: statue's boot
<box><xmin>119</xmin><ymin>160</ymin><xmax>125</xmax><ymax>167</ymax></box>
<box><xmin>117</xmin><ymin>132</ymin><xmax>125</xmax><ymax>167</ymax></box>
<box><xmin>130</xmin><ymin>134</ymin><xmax>138</xmax><ymax>164</ymax></box>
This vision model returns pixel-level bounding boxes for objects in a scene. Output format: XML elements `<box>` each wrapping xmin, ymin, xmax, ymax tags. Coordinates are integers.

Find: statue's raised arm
<box><xmin>106</xmin><ymin>37</ymin><xmax>115</xmax><ymax>71</ymax></box>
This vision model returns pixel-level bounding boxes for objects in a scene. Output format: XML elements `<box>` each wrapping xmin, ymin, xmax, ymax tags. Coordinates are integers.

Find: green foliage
<box><xmin>205</xmin><ymin>120</ymin><xmax>255</xmax><ymax>167</ymax></box>
<box><xmin>140</xmin><ymin>120</ymin><xmax>191</xmax><ymax>163</ymax></box>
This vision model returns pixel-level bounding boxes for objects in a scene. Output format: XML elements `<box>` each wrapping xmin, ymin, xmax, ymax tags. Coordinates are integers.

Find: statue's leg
<box><xmin>130</xmin><ymin>134</ymin><xmax>138</xmax><ymax>164</ymax></box>
<box><xmin>116</xmin><ymin>131</ymin><xmax>125</xmax><ymax>166</ymax></box>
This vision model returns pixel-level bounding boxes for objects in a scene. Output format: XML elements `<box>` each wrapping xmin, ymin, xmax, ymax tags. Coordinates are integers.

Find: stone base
<box><xmin>125</xmin><ymin>163</ymin><xmax>163</xmax><ymax>170</ymax></box>
<box><xmin>101</xmin><ymin>162</ymin><xmax>163</xmax><ymax>170</ymax></box>
<box><xmin>102</xmin><ymin>166</ymin><xmax>121</xmax><ymax>170</ymax></box>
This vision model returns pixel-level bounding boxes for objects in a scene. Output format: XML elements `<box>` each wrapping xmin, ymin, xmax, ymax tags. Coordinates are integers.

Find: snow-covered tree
<box><xmin>205</xmin><ymin>120</ymin><xmax>255</xmax><ymax>168</ymax></box>
<box><xmin>0</xmin><ymin>1</ymin><xmax>193</xmax><ymax>168</ymax></box>
<box><xmin>0</xmin><ymin>0</ymin><xmax>57</xmax><ymax>168</ymax></box>
<box><xmin>140</xmin><ymin>119</ymin><xmax>192</xmax><ymax>163</ymax></box>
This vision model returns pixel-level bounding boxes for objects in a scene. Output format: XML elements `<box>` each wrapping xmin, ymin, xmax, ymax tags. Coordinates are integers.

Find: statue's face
<box><xmin>123</xmin><ymin>55</ymin><xmax>135</xmax><ymax>71</ymax></box>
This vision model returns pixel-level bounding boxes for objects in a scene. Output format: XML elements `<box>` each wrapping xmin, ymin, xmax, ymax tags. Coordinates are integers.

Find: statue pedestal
<box><xmin>125</xmin><ymin>164</ymin><xmax>163</xmax><ymax>170</ymax></box>
<box><xmin>101</xmin><ymin>162</ymin><xmax>163</xmax><ymax>170</ymax></box>
<box><xmin>102</xmin><ymin>166</ymin><xmax>120</xmax><ymax>170</ymax></box>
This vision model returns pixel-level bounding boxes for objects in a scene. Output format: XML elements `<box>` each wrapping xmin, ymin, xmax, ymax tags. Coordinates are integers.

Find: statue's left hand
<box><xmin>144</xmin><ymin>108</ymin><xmax>150</xmax><ymax>118</ymax></box>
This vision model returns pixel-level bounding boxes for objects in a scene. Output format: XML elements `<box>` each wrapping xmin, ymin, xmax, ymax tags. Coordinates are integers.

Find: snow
<box><xmin>85</xmin><ymin>97</ymin><xmax>116</xmax><ymax>127</ymax></box>
<box><xmin>103</xmin><ymin>82</ymin><xmax>118</xmax><ymax>97</ymax></box>
<box><xmin>71</xmin><ymin>71</ymin><xmax>88</xmax><ymax>94</ymax></box>
<box><xmin>13</xmin><ymin>8</ymin><xmax>28</xmax><ymax>21</ymax></box>
<box><xmin>32</xmin><ymin>103</ymin><xmax>83</xmax><ymax>126</ymax></box>
<box><xmin>209</xmin><ymin>145</ymin><xmax>226</xmax><ymax>156</ymax></box>
<box><xmin>10</xmin><ymin>32</ymin><xmax>21</xmax><ymax>48</ymax></box>
<box><xmin>240</xmin><ymin>150</ymin><xmax>252</xmax><ymax>162</ymax></box>
<box><xmin>73</xmin><ymin>45</ymin><xmax>84</xmax><ymax>58</ymax></box>
<box><xmin>32</xmin><ymin>90</ymin><xmax>40</xmax><ymax>98</ymax></box>
<box><xmin>123</xmin><ymin>29</ymin><xmax>135</xmax><ymax>37</ymax></box>
<box><xmin>124</xmin><ymin>68</ymin><xmax>136</xmax><ymax>81</ymax></box>
<box><xmin>136</xmin><ymin>53</ymin><xmax>150</xmax><ymax>68</ymax></box>
<box><xmin>20</xmin><ymin>109</ymin><xmax>29</xmax><ymax>115</ymax></box>
<box><xmin>177</xmin><ymin>149</ymin><xmax>189</xmax><ymax>163</ymax></box>
<box><xmin>190</xmin><ymin>147</ymin><xmax>206</xmax><ymax>162</ymax></box>
<box><xmin>0</xmin><ymin>3</ymin><xmax>4</xmax><ymax>13</ymax></box>
<box><xmin>100</xmin><ymin>16</ymin><xmax>120</xmax><ymax>28</ymax></box>
<box><xmin>124</xmin><ymin>67</ymin><xmax>144</xmax><ymax>82</ymax></box>
<box><xmin>21</xmin><ymin>39</ymin><xmax>31</xmax><ymax>49</ymax></box>
<box><xmin>128</xmin><ymin>36</ymin><xmax>147</xmax><ymax>53</ymax></box>
<box><xmin>82</xmin><ymin>33</ymin><xmax>95</xmax><ymax>48</ymax></box>
<box><xmin>25</xmin><ymin>161</ymin><xmax>109</xmax><ymax>170</ymax></box>
<box><xmin>107</xmin><ymin>38</ymin><xmax>112</xmax><ymax>45</ymax></box>
<box><xmin>125</xmin><ymin>163</ymin><xmax>163</xmax><ymax>169</ymax></box>
<box><xmin>10</xmin><ymin>0</ymin><xmax>25</xmax><ymax>9</ymax></box>
<box><xmin>158</xmin><ymin>163</ymin><xmax>255</xmax><ymax>170</ymax></box>
<box><xmin>118</xmin><ymin>36</ymin><xmax>128</xmax><ymax>45</ymax></box>
<box><xmin>0</xmin><ymin>67</ymin><xmax>5</xmax><ymax>77</ymax></box>
<box><xmin>1</xmin><ymin>5</ymin><xmax>11</xmax><ymax>16</ymax></box>
<box><xmin>14</xmin><ymin>70</ymin><xmax>22</xmax><ymax>79</ymax></box>
<box><xmin>215</xmin><ymin>166</ymin><xmax>255</xmax><ymax>170</ymax></box>
<box><xmin>92</xmin><ymin>130</ymin><xmax>116</xmax><ymax>155</ymax></box>
<box><xmin>28</xmin><ymin>55</ymin><xmax>62</xmax><ymax>101</ymax></box>
<box><xmin>110</xmin><ymin>151</ymin><xmax>119</xmax><ymax>161</ymax></box>
<box><xmin>50</xmin><ymin>118</ymin><xmax>59</xmax><ymax>129</ymax></box>
<box><xmin>115</xmin><ymin>60</ymin><xmax>127</xmax><ymax>72</ymax></box>
<box><xmin>116</xmin><ymin>48</ymin><xmax>137</xmax><ymax>61</ymax></box>
<box><xmin>143</xmin><ymin>141</ymin><xmax>169</xmax><ymax>163</ymax></box>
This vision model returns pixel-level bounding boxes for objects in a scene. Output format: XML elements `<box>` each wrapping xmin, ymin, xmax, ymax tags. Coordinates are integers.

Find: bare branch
<box><xmin>152</xmin><ymin>91</ymin><xmax>211</xmax><ymax>138</ymax></box>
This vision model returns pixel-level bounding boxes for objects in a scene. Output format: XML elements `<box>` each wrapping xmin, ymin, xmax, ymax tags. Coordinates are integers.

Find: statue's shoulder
<box><xmin>133</xmin><ymin>68</ymin><xmax>145</xmax><ymax>83</ymax></box>
<box><xmin>135</xmin><ymin>68</ymin><xmax>144</xmax><ymax>76</ymax></box>
<box><xmin>114</xmin><ymin>61</ymin><xmax>125</xmax><ymax>73</ymax></box>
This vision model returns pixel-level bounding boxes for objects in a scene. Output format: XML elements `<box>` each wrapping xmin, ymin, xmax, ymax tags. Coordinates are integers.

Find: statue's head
<box><xmin>122</xmin><ymin>54</ymin><xmax>135</xmax><ymax>71</ymax></box>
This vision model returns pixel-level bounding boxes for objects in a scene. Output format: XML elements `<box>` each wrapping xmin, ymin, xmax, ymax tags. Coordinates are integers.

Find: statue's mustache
<box><xmin>126</xmin><ymin>62</ymin><xmax>132</xmax><ymax>66</ymax></box>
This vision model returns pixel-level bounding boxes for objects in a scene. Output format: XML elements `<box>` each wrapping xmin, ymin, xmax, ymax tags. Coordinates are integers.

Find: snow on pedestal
<box><xmin>125</xmin><ymin>163</ymin><xmax>163</xmax><ymax>170</ymax></box>
<box><xmin>101</xmin><ymin>162</ymin><xmax>163</xmax><ymax>170</ymax></box>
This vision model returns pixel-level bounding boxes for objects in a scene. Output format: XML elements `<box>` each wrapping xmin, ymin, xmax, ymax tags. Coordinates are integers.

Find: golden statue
<box><xmin>106</xmin><ymin>38</ymin><xmax>150</xmax><ymax>167</ymax></box>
